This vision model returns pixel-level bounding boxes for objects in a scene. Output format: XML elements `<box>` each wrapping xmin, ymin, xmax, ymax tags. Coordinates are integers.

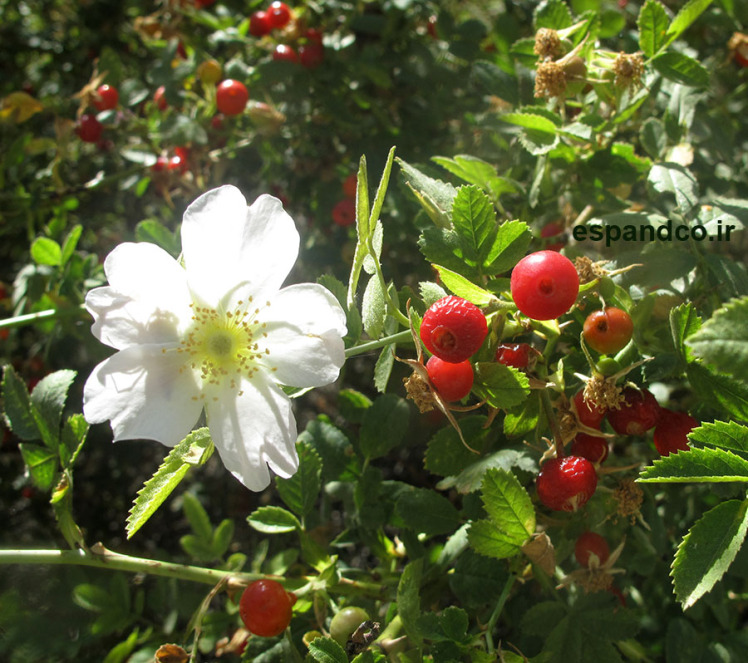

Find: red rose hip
<box><xmin>607</xmin><ymin>387</ymin><xmax>660</xmax><ymax>436</ymax></box>
<box><xmin>653</xmin><ymin>409</ymin><xmax>698</xmax><ymax>456</ymax></box>
<box><xmin>495</xmin><ymin>343</ymin><xmax>531</xmax><ymax>369</ymax></box>
<box><xmin>216</xmin><ymin>79</ymin><xmax>249</xmax><ymax>116</ymax></box>
<box><xmin>536</xmin><ymin>455</ymin><xmax>597</xmax><ymax>512</ymax></box>
<box><xmin>239</xmin><ymin>579</ymin><xmax>294</xmax><ymax>638</ymax></box>
<box><xmin>420</xmin><ymin>296</ymin><xmax>488</xmax><ymax>363</ymax></box>
<box><xmin>570</xmin><ymin>432</ymin><xmax>609</xmax><ymax>464</ymax></box>
<box><xmin>510</xmin><ymin>250</ymin><xmax>579</xmax><ymax>320</ymax></box>
<box><xmin>575</xmin><ymin>531</ymin><xmax>610</xmax><ymax>567</ymax></box>
<box><xmin>573</xmin><ymin>389</ymin><xmax>605</xmax><ymax>429</ymax></box>
<box><xmin>267</xmin><ymin>1</ymin><xmax>292</xmax><ymax>28</ymax></box>
<box><xmin>582</xmin><ymin>307</ymin><xmax>633</xmax><ymax>355</ymax></box>
<box><xmin>332</xmin><ymin>199</ymin><xmax>356</xmax><ymax>227</ymax></box>
<box><xmin>77</xmin><ymin>114</ymin><xmax>103</xmax><ymax>143</ymax></box>
<box><xmin>93</xmin><ymin>84</ymin><xmax>119</xmax><ymax>111</ymax></box>
<box><xmin>426</xmin><ymin>356</ymin><xmax>474</xmax><ymax>402</ymax></box>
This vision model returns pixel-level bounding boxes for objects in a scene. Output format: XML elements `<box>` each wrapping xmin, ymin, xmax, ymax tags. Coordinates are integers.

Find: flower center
<box><xmin>177</xmin><ymin>297</ymin><xmax>271</xmax><ymax>396</ymax></box>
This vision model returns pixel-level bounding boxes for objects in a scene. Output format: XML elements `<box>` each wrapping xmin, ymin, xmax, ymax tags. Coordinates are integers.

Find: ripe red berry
<box><xmin>93</xmin><ymin>84</ymin><xmax>119</xmax><ymax>111</ymax></box>
<box><xmin>267</xmin><ymin>1</ymin><xmax>292</xmax><ymax>28</ymax></box>
<box><xmin>194</xmin><ymin>0</ymin><xmax>216</xmax><ymax>8</ymax></box>
<box><xmin>607</xmin><ymin>387</ymin><xmax>660</xmax><ymax>436</ymax></box>
<box><xmin>239</xmin><ymin>579</ymin><xmax>294</xmax><ymax>638</ymax></box>
<box><xmin>250</xmin><ymin>10</ymin><xmax>272</xmax><ymax>37</ymax></box>
<box><xmin>510</xmin><ymin>251</ymin><xmax>579</xmax><ymax>321</ymax></box>
<box><xmin>570</xmin><ymin>432</ymin><xmax>609</xmax><ymax>464</ymax></box>
<box><xmin>540</xmin><ymin>221</ymin><xmax>565</xmax><ymax>251</ymax></box>
<box><xmin>653</xmin><ymin>409</ymin><xmax>698</xmax><ymax>456</ymax></box>
<box><xmin>332</xmin><ymin>198</ymin><xmax>356</xmax><ymax>227</ymax></box>
<box><xmin>273</xmin><ymin>44</ymin><xmax>298</xmax><ymax>63</ymax></box>
<box><xmin>342</xmin><ymin>173</ymin><xmax>357</xmax><ymax>199</ymax></box>
<box><xmin>582</xmin><ymin>307</ymin><xmax>633</xmax><ymax>355</ymax></box>
<box><xmin>216</xmin><ymin>79</ymin><xmax>249</xmax><ymax>116</ymax></box>
<box><xmin>420</xmin><ymin>296</ymin><xmax>488</xmax><ymax>364</ymax></box>
<box><xmin>168</xmin><ymin>153</ymin><xmax>188</xmax><ymax>174</ymax></box>
<box><xmin>536</xmin><ymin>456</ymin><xmax>597</xmax><ymax>512</ymax></box>
<box><xmin>299</xmin><ymin>42</ymin><xmax>324</xmax><ymax>68</ymax></box>
<box><xmin>574</xmin><ymin>531</ymin><xmax>610</xmax><ymax>567</ymax></box>
<box><xmin>77</xmin><ymin>114</ymin><xmax>103</xmax><ymax>143</ymax></box>
<box><xmin>734</xmin><ymin>41</ymin><xmax>748</xmax><ymax>68</ymax></box>
<box><xmin>573</xmin><ymin>390</ymin><xmax>605</xmax><ymax>429</ymax></box>
<box><xmin>495</xmin><ymin>343</ymin><xmax>531</xmax><ymax>369</ymax></box>
<box><xmin>154</xmin><ymin>85</ymin><xmax>168</xmax><ymax>111</ymax></box>
<box><xmin>426</xmin><ymin>356</ymin><xmax>474</xmax><ymax>402</ymax></box>
<box><xmin>305</xmin><ymin>27</ymin><xmax>324</xmax><ymax>43</ymax></box>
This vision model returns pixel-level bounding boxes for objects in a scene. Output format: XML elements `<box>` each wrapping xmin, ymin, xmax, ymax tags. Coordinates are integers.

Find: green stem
<box><xmin>484</xmin><ymin>574</ymin><xmax>516</xmax><ymax>653</ymax></box>
<box><xmin>0</xmin><ymin>546</ymin><xmax>245</xmax><ymax>585</ymax></box>
<box><xmin>0</xmin><ymin>305</ymin><xmax>87</xmax><ymax>330</ymax></box>
<box><xmin>344</xmin><ymin>330</ymin><xmax>413</xmax><ymax>358</ymax></box>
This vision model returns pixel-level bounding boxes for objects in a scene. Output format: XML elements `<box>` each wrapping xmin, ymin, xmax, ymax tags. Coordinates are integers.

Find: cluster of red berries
<box><xmin>419</xmin><ymin>295</ymin><xmax>488</xmax><ymax>403</ymax></box>
<box><xmin>250</xmin><ymin>2</ymin><xmax>325</xmax><ymax>68</ymax></box>
<box><xmin>76</xmin><ymin>83</ymin><xmax>120</xmax><ymax>144</ymax></box>
<box><xmin>151</xmin><ymin>146</ymin><xmax>190</xmax><ymax>175</ymax></box>
<box><xmin>538</xmin><ymin>386</ymin><xmax>698</xmax><ymax>512</ymax></box>
<box><xmin>331</xmin><ymin>173</ymin><xmax>358</xmax><ymax>227</ymax></box>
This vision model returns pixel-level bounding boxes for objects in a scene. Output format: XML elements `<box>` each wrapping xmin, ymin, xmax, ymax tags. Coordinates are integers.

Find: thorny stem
<box><xmin>0</xmin><ymin>546</ymin><xmax>387</xmax><ymax>597</ymax></box>
<box><xmin>484</xmin><ymin>574</ymin><xmax>517</xmax><ymax>653</ymax></box>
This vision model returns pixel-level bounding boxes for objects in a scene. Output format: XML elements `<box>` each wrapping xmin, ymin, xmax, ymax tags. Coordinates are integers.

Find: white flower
<box><xmin>83</xmin><ymin>185</ymin><xmax>347</xmax><ymax>491</ymax></box>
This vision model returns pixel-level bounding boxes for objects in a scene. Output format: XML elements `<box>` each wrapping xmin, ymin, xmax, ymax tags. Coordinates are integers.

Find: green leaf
<box><xmin>397</xmin><ymin>158</ymin><xmax>457</xmax><ymax>228</ymax></box>
<box><xmin>134</xmin><ymin>219</ymin><xmax>180</xmax><ymax>256</ymax></box>
<box><xmin>647</xmin><ymin>163</ymin><xmax>699</xmax><ymax>213</ymax></box>
<box><xmin>419</xmin><ymin>227</ymin><xmax>479</xmax><ymax>280</ymax></box>
<box><xmin>664</xmin><ymin>0</ymin><xmax>714</xmax><ymax>48</ymax></box>
<box><xmin>468</xmin><ymin>519</ymin><xmax>527</xmax><ymax>560</ymax></box>
<box><xmin>652</xmin><ymin>52</ymin><xmax>710</xmax><ymax>88</ymax></box>
<box><xmin>688</xmin><ymin>420</ymin><xmax>748</xmax><ymax>454</ymax></box>
<box><xmin>126</xmin><ymin>428</ymin><xmax>213</xmax><ymax>539</ymax></box>
<box><xmin>182</xmin><ymin>491</ymin><xmax>213</xmax><ymax>542</ymax></box>
<box><xmin>639</xmin><ymin>446</ymin><xmax>748</xmax><ymax>483</ymax></box>
<box><xmin>686</xmin><ymin>363</ymin><xmax>748</xmax><ymax>421</ymax></box>
<box><xmin>397</xmin><ymin>559</ymin><xmax>423</xmax><ymax>646</ymax></box>
<box><xmin>483</xmin><ymin>220</ymin><xmax>533</xmax><ymax>275</ymax></box>
<box><xmin>418</xmin><ymin>281</ymin><xmax>448</xmax><ymax>308</ymax></box>
<box><xmin>687</xmin><ymin>297</ymin><xmax>748</xmax><ymax>381</ymax></box>
<box><xmin>19</xmin><ymin>442</ymin><xmax>58</xmax><ymax>490</ymax></box>
<box><xmin>396</xmin><ymin>487</ymin><xmax>461</xmax><ymax>536</ymax></box>
<box><xmin>500</xmin><ymin>113</ymin><xmax>559</xmax><ymax>155</ymax></box>
<box><xmin>276</xmin><ymin>441</ymin><xmax>322</xmax><ymax>519</ymax></box>
<box><xmin>451</xmin><ymin>185</ymin><xmax>498</xmax><ymax>269</ymax></box>
<box><xmin>438</xmin><ymin>449</ymin><xmax>537</xmax><ymax>495</ymax></box>
<box><xmin>672</xmin><ymin>499</ymin><xmax>748</xmax><ymax>609</ymax></box>
<box><xmin>30</xmin><ymin>237</ymin><xmax>62</xmax><ymax>266</ymax></box>
<box><xmin>368</xmin><ymin>146</ymin><xmax>396</xmax><ymax>233</ymax></box>
<box><xmin>424</xmin><ymin>416</ymin><xmax>492</xmax><ymax>477</ymax></box>
<box><xmin>433</xmin><ymin>265</ymin><xmax>496</xmax><ymax>306</ymax></box>
<box><xmin>639</xmin><ymin>117</ymin><xmax>667</xmax><ymax>159</ymax></box>
<box><xmin>60</xmin><ymin>413</ymin><xmax>89</xmax><ymax>469</ymax></box>
<box><xmin>308</xmin><ymin>637</ymin><xmax>349</xmax><ymax>663</ymax></box>
<box><xmin>297</xmin><ymin>418</ymin><xmax>351</xmax><ymax>481</ymax></box>
<box><xmin>432</xmin><ymin>155</ymin><xmax>518</xmax><ymax>201</ymax></box>
<box><xmin>29</xmin><ymin>369</ymin><xmax>77</xmax><ymax>450</ymax></box>
<box><xmin>362</xmin><ymin>275</ymin><xmax>386</xmax><ymax>338</ymax></box>
<box><xmin>373</xmin><ymin>343</ymin><xmax>395</xmax><ymax>394</ymax></box>
<box><xmin>670</xmin><ymin>302</ymin><xmax>702</xmax><ymax>364</ymax></box>
<box><xmin>360</xmin><ymin>393</ymin><xmax>410</xmax><ymax>460</ymax></box>
<box><xmin>480</xmin><ymin>468</ymin><xmax>535</xmax><ymax>541</ymax></box>
<box><xmin>638</xmin><ymin>0</ymin><xmax>670</xmax><ymax>56</ymax></box>
<box><xmin>472</xmin><ymin>362</ymin><xmax>530</xmax><ymax>410</ymax></box>
<box><xmin>247</xmin><ymin>505</ymin><xmax>301</xmax><ymax>533</ymax></box>
<box><xmin>534</xmin><ymin>0</ymin><xmax>573</xmax><ymax>30</ymax></box>
<box><xmin>1</xmin><ymin>364</ymin><xmax>40</xmax><ymax>440</ymax></box>
<box><xmin>212</xmin><ymin>518</ymin><xmax>235</xmax><ymax>558</ymax></box>
<box><xmin>60</xmin><ymin>224</ymin><xmax>83</xmax><ymax>266</ymax></box>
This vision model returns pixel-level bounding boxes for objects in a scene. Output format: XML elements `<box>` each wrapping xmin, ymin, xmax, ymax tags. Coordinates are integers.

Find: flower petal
<box><xmin>83</xmin><ymin>345</ymin><xmax>202</xmax><ymax>446</ymax></box>
<box><xmin>87</xmin><ymin>242</ymin><xmax>193</xmax><ymax>349</ymax></box>
<box><xmin>261</xmin><ymin>283</ymin><xmax>347</xmax><ymax>388</ymax></box>
<box><xmin>86</xmin><ymin>286</ymin><xmax>186</xmax><ymax>350</ymax></box>
<box><xmin>206</xmin><ymin>375</ymin><xmax>298</xmax><ymax>491</ymax></box>
<box><xmin>181</xmin><ymin>185</ymin><xmax>299</xmax><ymax>306</ymax></box>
